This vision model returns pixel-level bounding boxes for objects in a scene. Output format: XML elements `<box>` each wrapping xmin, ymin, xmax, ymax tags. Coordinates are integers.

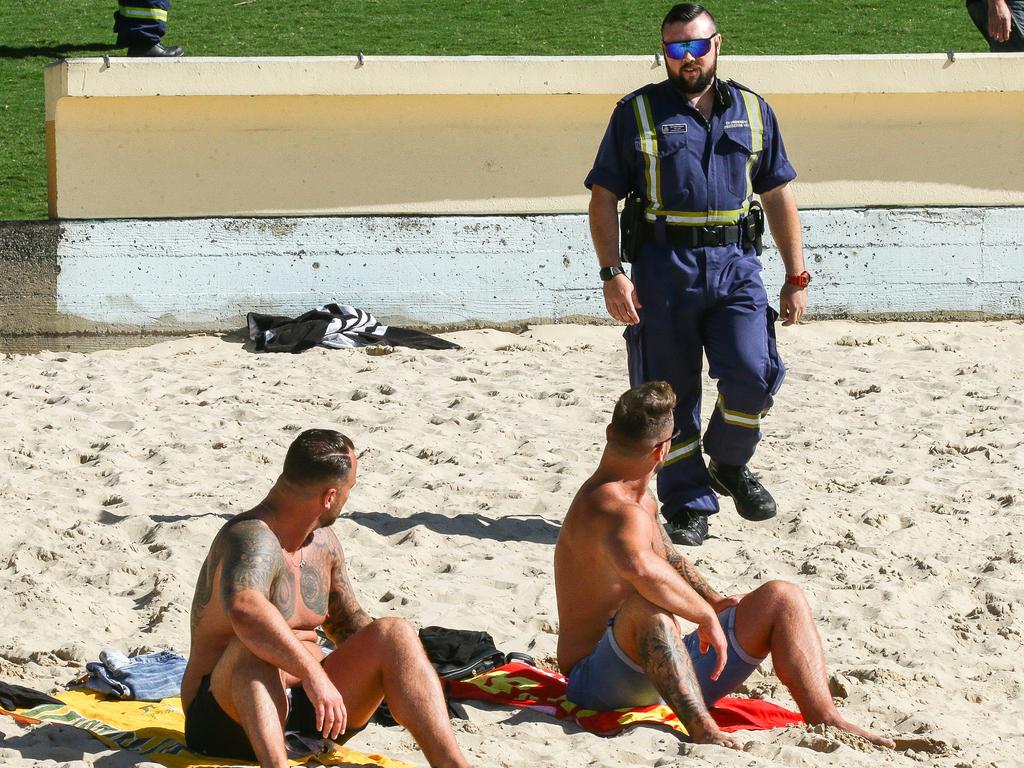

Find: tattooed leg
<box><xmin>638</xmin><ymin>616</ymin><xmax>743</xmax><ymax>748</ymax></box>
<box><xmin>614</xmin><ymin>595</ymin><xmax>742</xmax><ymax>749</ymax></box>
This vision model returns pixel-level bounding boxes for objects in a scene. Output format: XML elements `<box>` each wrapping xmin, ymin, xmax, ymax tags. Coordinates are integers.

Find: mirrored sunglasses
<box><xmin>662</xmin><ymin>36</ymin><xmax>715</xmax><ymax>59</ymax></box>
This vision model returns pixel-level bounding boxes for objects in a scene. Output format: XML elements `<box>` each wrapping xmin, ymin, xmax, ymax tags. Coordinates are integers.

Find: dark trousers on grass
<box><xmin>114</xmin><ymin>0</ymin><xmax>170</xmax><ymax>46</ymax></box>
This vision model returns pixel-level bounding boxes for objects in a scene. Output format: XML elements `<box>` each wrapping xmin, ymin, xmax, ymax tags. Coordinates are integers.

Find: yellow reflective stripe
<box><xmin>118</xmin><ymin>6</ymin><xmax>169</xmax><ymax>20</ymax></box>
<box><xmin>716</xmin><ymin>395</ymin><xmax>769</xmax><ymax>429</ymax></box>
<box><xmin>663</xmin><ymin>436</ymin><xmax>701</xmax><ymax>467</ymax></box>
<box><xmin>632</xmin><ymin>95</ymin><xmax>660</xmax><ymax>209</ymax></box>
<box><xmin>740</xmin><ymin>91</ymin><xmax>764</xmax><ymax>154</ymax></box>
<box><xmin>739</xmin><ymin>90</ymin><xmax>764</xmax><ymax>203</ymax></box>
<box><xmin>644</xmin><ymin>204</ymin><xmax>750</xmax><ymax>226</ymax></box>
<box><xmin>641</xmin><ymin>88</ymin><xmax>765</xmax><ymax>226</ymax></box>
<box><xmin>641</xmin><ymin>97</ymin><xmax>660</xmax><ymax>208</ymax></box>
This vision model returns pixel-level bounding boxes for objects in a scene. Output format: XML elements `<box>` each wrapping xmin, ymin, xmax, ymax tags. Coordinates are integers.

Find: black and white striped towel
<box><xmin>247</xmin><ymin>304</ymin><xmax>459</xmax><ymax>352</ymax></box>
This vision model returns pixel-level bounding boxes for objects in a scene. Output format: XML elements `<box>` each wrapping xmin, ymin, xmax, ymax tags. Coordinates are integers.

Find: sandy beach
<box><xmin>0</xmin><ymin>319</ymin><xmax>1021</xmax><ymax>768</ymax></box>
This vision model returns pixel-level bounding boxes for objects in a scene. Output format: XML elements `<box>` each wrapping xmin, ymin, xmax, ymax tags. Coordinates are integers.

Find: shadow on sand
<box><xmin>346</xmin><ymin>510</ymin><xmax>560</xmax><ymax>546</ymax></box>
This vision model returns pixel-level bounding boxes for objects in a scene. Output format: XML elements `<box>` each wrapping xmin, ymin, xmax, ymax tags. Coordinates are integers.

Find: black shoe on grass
<box><xmin>127</xmin><ymin>42</ymin><xmax>185</xmax><ymax>57</ymax></box>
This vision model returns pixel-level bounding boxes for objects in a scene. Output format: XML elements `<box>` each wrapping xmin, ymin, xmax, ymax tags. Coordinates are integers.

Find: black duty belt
<box><xmin>643</xmin><ymin>222</ymin><xmax>744</xmax><ymax>248</ymax></box>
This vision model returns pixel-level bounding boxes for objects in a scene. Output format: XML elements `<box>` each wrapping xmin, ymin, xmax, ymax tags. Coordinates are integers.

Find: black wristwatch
<box><xmin>600</xmin><ymin>265</ymin><xmax>627</xmax><ymax>282</ymax></box>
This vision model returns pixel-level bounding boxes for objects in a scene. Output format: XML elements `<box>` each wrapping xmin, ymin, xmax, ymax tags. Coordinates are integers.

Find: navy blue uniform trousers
<box><xmin>114</xmin><ymin>0</ymin><xmax>170</xmax><ymax>46</ymax></box>
<box><xmin>626</xmin><ymin>238</ymin><xmax>785</xmax><ymax>519</ymax></box>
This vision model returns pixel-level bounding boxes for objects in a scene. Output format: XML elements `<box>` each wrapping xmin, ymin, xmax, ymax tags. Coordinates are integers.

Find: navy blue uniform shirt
<box><xmin>585</xmin><ymin>78</ymin><xmax>796</xmax><ymax>226</ymax></box>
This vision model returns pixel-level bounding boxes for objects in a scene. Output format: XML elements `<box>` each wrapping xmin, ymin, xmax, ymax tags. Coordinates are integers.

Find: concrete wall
<box><xmin>2</xmin><ymin>208</ymin><xmax>1021</xmax><ymax>351</ymax></box>
<box><xmin>45</xmin><ymin>54</ymin><xmax>1024</xmax><ymax>218</ymax></box>
<box><xmin>21</xmin><ymin>54</ymin><xmax>1023</xmax><ymax>348</ymax></box>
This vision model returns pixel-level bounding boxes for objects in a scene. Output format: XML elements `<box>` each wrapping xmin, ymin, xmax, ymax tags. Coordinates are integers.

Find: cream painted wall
<box><xmin>51</xmin><ymin>95</ymin><xmax>612</xmax><ymax>217</ymax></box>
<box><xmin>45</xmin><ymin>55</ymin><xmax>1024</xmax><ymax>218</ymax></box>
<box><xmin>771</xmin><ymin>92</ymin><xmax>1024</xmax><ymax>207</ymax></box>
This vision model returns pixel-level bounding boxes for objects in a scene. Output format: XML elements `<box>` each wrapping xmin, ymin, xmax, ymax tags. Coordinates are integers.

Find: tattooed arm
<box><xmin>606</xmin><ymin>504</ymin><xmax>718</xmax><ymax>627</ymax></box>
<box><xmin>606</xmin><ymin>503</ymin><xmax>729</xmax><ymax>679</ymax></box>
<box><xmin>219</xmin><ymin>520</ymin><xmax>326</xmax><ymax>683</ymax></box>
<box><xmin>321</xmin><ymin>531</ymin><xmax>373</xmax><ymax>646</ymax></box>
<box><xmin>658</xmin><ymin>525</ymin><xmax>723</xmax><ymax>605</ymax></box>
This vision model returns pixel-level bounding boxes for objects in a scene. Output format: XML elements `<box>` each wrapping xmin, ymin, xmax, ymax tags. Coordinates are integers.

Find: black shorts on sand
<box><xmin>184</xmin><ymin>674</ymin><xmax>362</xmax><ymax>760</ymax></box>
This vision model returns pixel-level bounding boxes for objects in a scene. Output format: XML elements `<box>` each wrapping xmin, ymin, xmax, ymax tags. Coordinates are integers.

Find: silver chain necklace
<box><xmin>286</xmin><ymin>545</ymin><xmax>306</xmax><ymax>569</ymax></box>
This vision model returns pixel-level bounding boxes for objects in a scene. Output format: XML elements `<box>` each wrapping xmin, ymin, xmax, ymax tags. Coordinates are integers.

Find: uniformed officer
<box><xmin>586</xmin><ymin>3</ymin><xmax>810</xmax><ymax>546</ymax></box>
<box><xmin>114</xmin><ymin>0</ymin><xmax>184</xmax><ymax>57</ymax></box>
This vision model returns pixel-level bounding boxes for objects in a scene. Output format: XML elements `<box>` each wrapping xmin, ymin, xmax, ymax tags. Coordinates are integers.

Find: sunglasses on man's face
<box><xmin>658</xmin><ymin>428</ymin><xmax>683</xmax><ymax>448</ymax></box>
<box><xmin>662</xmin><ymin>35</ymin><xmax>716</xmax><ymax>60</ymax></box>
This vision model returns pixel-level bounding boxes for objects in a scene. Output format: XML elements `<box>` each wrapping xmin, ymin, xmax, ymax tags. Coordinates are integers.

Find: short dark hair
<box><xmin>662</xmin><ymin>3</ymin><xmax>717</xmax><ymax>33</ymax></box>
<box><xmin>609</xmin><ymin>382</ymin><xmax>676</xmax><ymax>448</ymax></box>
<box><xmin>282</xmin><ymin>429</ymin><xmax>355</xmax><ymax>486</ymax></box>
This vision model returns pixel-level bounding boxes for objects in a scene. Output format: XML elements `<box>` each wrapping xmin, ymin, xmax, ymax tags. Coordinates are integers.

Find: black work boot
<box><xmin>663</xmin><ymin>509</ymin><xmax>710</xmax><ymax>547</ymax></box>
<box><xmin>707</xmin><ymin>460</ymin><xmax>777</xmax><ymax>522</ymax></box>
<box><xmin>127</xmin><ymin>42</ymin><xmax>185</xmax><ymax>57</ymax></box>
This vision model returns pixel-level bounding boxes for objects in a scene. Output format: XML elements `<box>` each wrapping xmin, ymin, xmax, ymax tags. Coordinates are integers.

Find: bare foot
<box><xmin>824</xmin><ymin>716</ymin><xmax>895</xmax><ymax>749</ymax></box>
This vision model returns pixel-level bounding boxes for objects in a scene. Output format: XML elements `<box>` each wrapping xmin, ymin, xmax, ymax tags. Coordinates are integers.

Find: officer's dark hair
<box><xmin>609</xmin><ymin>382</ymin><xmax>677</xmax><ymax>451</ymax></box>
<box><xmin>282</xmin><ymin>429</ymin><xmax>355</xmax><ymax>487</ymax></box>
<box><xmin>661</xmin><ymin>3</ymin><xmax>718</xmax><ymax>34</ymax></box>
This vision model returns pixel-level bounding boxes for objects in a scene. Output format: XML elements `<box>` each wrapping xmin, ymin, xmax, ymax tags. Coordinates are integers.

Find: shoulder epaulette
<box><xmin>617</xmin><ymin>82</ymin><xmax>661</xmax><ymax>107</ymax></box>
<box><xmin>726</xmin><ymin>79</ymin><xmax>765</xmax><ymax>101</ymax></box>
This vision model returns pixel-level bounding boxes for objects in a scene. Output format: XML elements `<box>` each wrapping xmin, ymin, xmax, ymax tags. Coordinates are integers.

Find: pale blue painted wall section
<box><xmin>792</xmin><ymin>208</ymin><xmax>1023</xmax><ymax>315</ymax></box>
<box><xmin>55</xmin><ymin>208</ymin><xmax>1023</xmax><ymax>330</ymax></box>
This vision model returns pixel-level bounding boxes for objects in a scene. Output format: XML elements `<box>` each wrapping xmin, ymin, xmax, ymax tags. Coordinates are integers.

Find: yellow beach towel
<box><xmin>4</xmin><ymin>689</ymin><xmax>411</xmax><ymax>768</ymax></box>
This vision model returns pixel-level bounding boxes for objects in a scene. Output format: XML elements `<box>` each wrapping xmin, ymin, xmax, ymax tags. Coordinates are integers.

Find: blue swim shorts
<box><xmin>565</xmin><ymin>606</ymin><xmax>765</xmax><ymax>711</ymax></box>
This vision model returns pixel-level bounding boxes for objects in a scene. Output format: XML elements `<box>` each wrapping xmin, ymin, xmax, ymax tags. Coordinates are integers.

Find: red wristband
<box><xmin>786</xmin><ymin>271</ymin><xmax>812</xmax><ymax>288</ymax></box>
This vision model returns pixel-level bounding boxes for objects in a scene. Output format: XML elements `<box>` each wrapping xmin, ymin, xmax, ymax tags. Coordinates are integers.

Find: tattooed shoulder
<box><xmin>218</xmin><ymin>518</ymin><xmax>284</xmax><ymax>605</ymax></box>
<box><xmin>316</xmin><ymin>527</ymin><xmax>343</xmax><ymax>558</ymax></box>
<box><xmin>190</xmin><ymin>542</ymin><xmax>224</xmax><ymax>631</ymax></box>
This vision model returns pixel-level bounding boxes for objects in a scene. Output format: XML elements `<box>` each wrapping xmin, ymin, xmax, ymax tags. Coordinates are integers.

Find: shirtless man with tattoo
<box><xmin>181</xmin><ymin>429</ymin><xmax>470</xmax><ymax>768</ymax></box>
<box><xmin>554</xmin><ymin>382</ymin><xmax>894</xmax><ymax>749</ymax></box>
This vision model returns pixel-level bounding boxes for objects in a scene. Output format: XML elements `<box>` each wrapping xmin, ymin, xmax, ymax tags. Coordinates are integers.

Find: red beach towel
<box><xmin>447</xmin><ymin>661</ymin><xmax>803</xmax><ymax>736</ymax></box>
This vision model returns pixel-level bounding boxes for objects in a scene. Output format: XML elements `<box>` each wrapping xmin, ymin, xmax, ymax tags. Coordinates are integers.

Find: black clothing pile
<box><xmin>374</xmin><ymin>626</ymin><xmax>535</xmax><ymax>725</ymax></box>
<box><xmin>247</xmin><ymin>304</ymin><xmax>459</xmax><ymax>353</ymax></box>
<box><xmin>0</xmin><ymin>682</ymin><xmax>60</xmax><ymax>711</ymax></box>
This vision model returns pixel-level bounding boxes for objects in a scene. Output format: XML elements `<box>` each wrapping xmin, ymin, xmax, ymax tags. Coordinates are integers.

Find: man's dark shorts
<box><xmin>185</xmin><ymin>674</ymin><xmax>362</xmax><ymax>760</ymax></box>
<box><xmin>565</xmin><ymin>606</ymin><xmax>764</xmax><ymax>712</ymax></box>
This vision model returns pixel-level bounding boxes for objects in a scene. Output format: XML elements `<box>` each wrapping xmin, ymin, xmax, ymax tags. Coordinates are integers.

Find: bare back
<box><xmin>554</xmin><ymin>477</ymin><xmax>664</xmax><ymax>673</ymax></box>
<box><xmin>181</xmin><ymin>512</ymin><xmax>346</xmax><ymax>707</ymax></box>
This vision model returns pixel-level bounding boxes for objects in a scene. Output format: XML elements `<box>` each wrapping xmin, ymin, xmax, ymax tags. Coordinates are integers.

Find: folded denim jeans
<box><xmin>85</xmin><ymin>649</ymin><xmax>186</xmax><ymax>701</ymax></box>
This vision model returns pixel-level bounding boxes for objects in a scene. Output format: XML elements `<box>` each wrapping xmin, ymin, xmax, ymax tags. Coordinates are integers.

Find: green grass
<box><xmin>0</xmin><ymin>1</ymin><xmax>986</xmax><ymax>220</ymax></box>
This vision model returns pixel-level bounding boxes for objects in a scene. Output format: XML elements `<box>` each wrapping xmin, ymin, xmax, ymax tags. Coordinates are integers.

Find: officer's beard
<box><xmin>669</xmin><ymin>58</ymin><xmax>717</xmax><ymax>96</ymax></box>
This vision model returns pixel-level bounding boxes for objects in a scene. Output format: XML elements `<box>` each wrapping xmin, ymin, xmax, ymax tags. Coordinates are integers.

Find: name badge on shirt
<box><xmin>659</xmin><ymin>123</ymin><xmax>687</xmax><ymax>134</ymax></box>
